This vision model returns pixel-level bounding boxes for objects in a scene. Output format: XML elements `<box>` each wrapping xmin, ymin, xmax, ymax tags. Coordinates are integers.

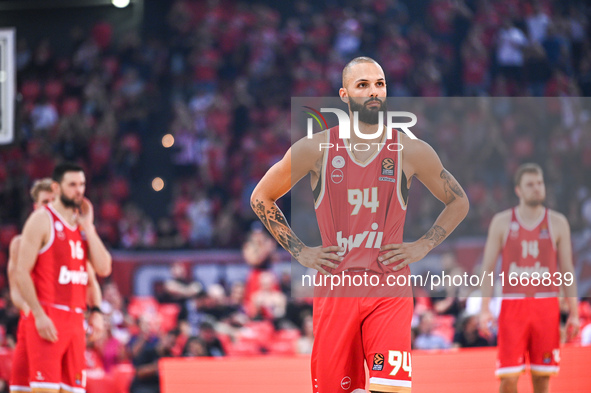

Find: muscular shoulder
<box><xmin>489</xmin><ymin>209</ymin><xmax>512</xmax><ymax>233</ymax></box>
<box><xmin>291</xmin><ymin>130</ymin><xmax>329</xmax><ymax>171</ymax></box>
<box><xmin>399</xmin><ymin>133</ymin><xmax>439</xmax><ymax>177</ymax></box>
<box><xmin>22</xmin><ymin>208</ymin><xmax>51</xmax><ymax>236</ymax></box>
<box><xmin>548</xmin><ymin>210</ymin><xmax>569</xmax><ymax>233</ymax></box>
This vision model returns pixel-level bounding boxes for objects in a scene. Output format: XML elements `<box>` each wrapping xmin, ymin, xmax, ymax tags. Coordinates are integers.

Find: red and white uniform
<box><xmin>496</xmin><ymin>207</ymin><xmax>560</xmax><ymax>377</ymax></box>
<box><xmin>9</xmin><ymin>311</ymin><xmax>29</xmax><ymax>392</ymax></box>
<box><xmin>312</xmin><ymin>128</ymin><xmax>413</xmax><ymax>393</ymax></box>
<box><xmin>25</xmin><ymin>204</ymin><xmax>89</xmax><ymax>392</ymax></box>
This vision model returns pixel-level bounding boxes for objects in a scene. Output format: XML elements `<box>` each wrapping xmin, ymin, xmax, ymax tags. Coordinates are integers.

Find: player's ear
<box><xmin>51</xmin><ymin>181</ymin><xmax>60</xmax><ymax>194</ymax></box>
<box><xmin>339</xmin><ymin>88</ymin><xmax>349</xmax><ymax>103</ymax></box>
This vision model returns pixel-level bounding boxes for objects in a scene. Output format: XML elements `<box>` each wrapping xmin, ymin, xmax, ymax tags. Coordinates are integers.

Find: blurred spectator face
<box><xmin>303</xmin><ymin>315</ymin><xmax>313</xmax><ymax>337</ymax></box>
<box><xmin>463</xmin><ymin>316</ymin><xmax>478</xmax><ymax>335</ymax></box>
<box><xmin>516</xmin><ymin>172</ymin><xmax>546</xmax><ymax>207</ymax></box>
<box><xmin>418</xmin><ymin>312</ymin><xmax>435</xmax><ymax>334</ymax></box>
<box><xmin>185</xmin><ymin>337</ymin><xmax>207</xmax><ymax>357</ymax></box>
<box><xmin>230</xmin><ymin>282</ymin><xmax>245</xmax><ymax>304</ymax></box>
<box><xmin>171</xmin><ymin>262</ymin><xmax>189</xmax><ymax>280</ymax></box>
<box><xmin>34</xmin><ymin>190</ymin><xmax>54</xmax><ymax>209</ymax></box>
<box><xmin>199</xmin><ymin>323</ymin><xmax>216</xmax><ymax>343</ymax></box>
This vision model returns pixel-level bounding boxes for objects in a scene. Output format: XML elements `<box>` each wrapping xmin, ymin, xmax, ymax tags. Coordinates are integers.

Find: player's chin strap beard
<box><xmin>60</xmin><ymin>194</ymin><xmax>81</xmax><ymax>209</ymax></box>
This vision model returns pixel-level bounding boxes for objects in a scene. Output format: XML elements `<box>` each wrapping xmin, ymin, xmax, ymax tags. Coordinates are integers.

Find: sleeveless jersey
<box><xmin>314</xmin><ymin>127</ymin><xmax>408</xmax><ymax>274</ymax></box>
<box><xmin>32</xmin><ymin>204</ymin><xmax>89</xmax><ymax>310</ymax></box>
<box><xmin>501</xmin><ymin>207</ymin><xmax>558</xmax><ymax>297</ymax></box>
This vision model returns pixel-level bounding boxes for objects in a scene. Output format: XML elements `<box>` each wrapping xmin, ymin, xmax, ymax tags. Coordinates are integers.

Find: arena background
<box><xmin>0</xmin><ymin>0</ymin><xmax>590</xmax><ymax>392</ymax></box>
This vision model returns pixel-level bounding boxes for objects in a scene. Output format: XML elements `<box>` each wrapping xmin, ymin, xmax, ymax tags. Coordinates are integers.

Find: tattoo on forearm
<box><xmin>440</xmin><ymin>169</ymin><xmax>464</xmax><ymax>203</ymax></box>
<box><xmin>251</xmin><ymin>199</ymin><xmax>304</xmax><ymax>258</ymax></box>
<box><xmin>422</xmin><ymin>225</ymin><xmax>447</xmax><ymax>247</ymax></box>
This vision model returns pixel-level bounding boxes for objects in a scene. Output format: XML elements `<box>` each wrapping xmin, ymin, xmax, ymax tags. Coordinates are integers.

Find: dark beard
<box><xmin>348</xmin><ymin>97</ymin><xmax>387</xmax><ymax>125</ymax></box>
<box><xmin>61</xmin><ymin>194</ymin><xmax>81</xmax><ymax>209</ymax></box>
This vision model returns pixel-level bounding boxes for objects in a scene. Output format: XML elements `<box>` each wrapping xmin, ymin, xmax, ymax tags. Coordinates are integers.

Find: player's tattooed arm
<box><xmin>421</xmin><ymin>224</ymin><xmax>447</xmax><ymax>248</ymax></box>
<box><xmin>440</xmin><ymin>169</ymin><xmax>465</xmax><ymax>204</ymax></box>
<box><xmin>251</xmin><ymin>198</ymin><xmax>305</xmax><ymax>258</ymax></box>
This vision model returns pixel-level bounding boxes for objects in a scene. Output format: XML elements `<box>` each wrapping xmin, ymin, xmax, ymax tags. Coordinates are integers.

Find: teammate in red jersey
<box><xmin>479</xmin><ymin>163</ymin><xmax>579</xmax><ymax>393</ymax></box>
<box><xmin>14</xmin><ymin>163</ymin><xmax>112</xmax><ymax>393</ymax></box>
<box><xmin>251</xmin><ymin>57</ymin><xmax>469</xmax><ymax>392</ymax></box>
<box><xmin>8</xmin><ymin>178</ymin><xmax>105</xmax><ymax>393</ymax></box>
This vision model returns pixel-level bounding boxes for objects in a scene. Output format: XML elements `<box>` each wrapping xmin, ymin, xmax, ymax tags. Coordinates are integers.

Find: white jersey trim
<box><xmin>30</xmin><ymin>382</ymin><xmax>61</xmax><ymax>390</ymax></box>
<box><xmin>495</xmin><ymin>365</ymin><xmax>525</xmax><ymax>376</ymax></box>
<box><xmin>530</xmin><ymin>365</ymin><xmax>559</xmax><ymax>373</ymax></box>
<box><xmin>547</xmin><ymin>210</ymin><xmax>557</xmax><ymax>251</ymax></box>
<box><xmin>396</xmin><ymin>140</ymin><xmax>407</xmax><ymax>210</ymax></box>
<box><xmin>48</xmin><ymin>204</ymin><xmax>78</xmax><ymax>232</ymax></box>
<box><xmin>9</xmin><ymin>386</ymin><xmax>31</xmax><ymax>392</ymax></box>
<box><xmin>343</xmin><ymin>128</ymin><xmax>387</xmax><ymax>168</ymax></box>
<box><xmin>369</xmin><ymin>377</ymin><xmax>412</xmax><ymax>388</ymax></box>
<box><xmin>314</xmin><ymin>131</ymin><xmax>330</xmax><ymax>209</ymax></box>
<box><xmin>514</xmin><ymin>207</ymin><xmax>546</xmax><ymax>231</ymax></box>
<box><xmin>38</xmin><ymin>209</ymin><xmax>55</xmax><ymax>255</ymax></box>
<box><xmin>60</xmin><ymin>383</ymin><xmax>86</xmax><ymax>393</ymax></box>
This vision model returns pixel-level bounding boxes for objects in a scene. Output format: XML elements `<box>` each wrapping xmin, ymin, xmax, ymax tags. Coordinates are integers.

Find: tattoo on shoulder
<box><xmin>250</xmin><ymin>199</ymin><xmax>304</xmax><ymax>258</ymax></box>
<box><xmin>440</xmin><ymin>169</ymin><xmax>464</xmax><ymax>202</ymax></box>
<box><xmin>422</xmin><ymin>225</ymin><xmax>447</xmax><ymax>247</ymax></box>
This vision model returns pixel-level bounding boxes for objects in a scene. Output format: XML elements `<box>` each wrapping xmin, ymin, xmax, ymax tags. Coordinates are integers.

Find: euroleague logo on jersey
<box><xmin>372</xmin><ymin>353</ymin><xmax>384</xmax><ymax>371</ymax></box>
<box><xmin>381</xmin><ymin>158</ymin><xmax>394</xmax><ymax>176</ymax></box>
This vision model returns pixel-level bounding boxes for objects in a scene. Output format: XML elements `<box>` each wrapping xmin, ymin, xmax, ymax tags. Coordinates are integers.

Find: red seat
<box><xmin>21</xmin><ymin>80</ymin><xmax>40</xmax><ymax>102</ymax></box>
<box><xmin>127</xmin><ymin>296</ymin><xmax>159</xmax><ymax>319</ymax></box>
<box><xmin>0</xmin><ymin>224</ymin><xmax>18</xmax><ymax>248</ymax></box>
<box><xmin>268</xmin><ymin>337</ymin><xmax>297</xmax><ymax>355</ymax></box>
<box><xmin>226</xmin><ymin>340</ymin><xmax>261</xmax><ymax>357</ymax></box>
<box><xmin>111</xmin><ymin>363</ymin><xmax>135</xmax><ymax>393</ymax></box>
<box><xmin>158</xmin><ymin>303</ymin><xmax>180</xmax><ymax>333</ymax></box>
<box><xmin>275</xmin><ymin>329</ymin><xmax>301</xmax><ymax>342</ymax></box>
<box><xmin>44</xmin><ymin>79</ymin><xmax>64</xmax><ymax>100</ymax></box>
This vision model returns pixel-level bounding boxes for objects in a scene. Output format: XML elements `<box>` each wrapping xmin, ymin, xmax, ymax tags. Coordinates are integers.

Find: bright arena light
<box><xmin>152</xmin><ymin>177</ymin><xmax>164</xmax><ymax>192</ymax></box>
<box><xmin>162</xmin><ymin>134</ymin><xmax>174</xmax><ymax>148</ymax></box>
<box><xmin>112</xmin><ymin>0</ymin><xmax>130</xmax><ymax>8</ymax></box>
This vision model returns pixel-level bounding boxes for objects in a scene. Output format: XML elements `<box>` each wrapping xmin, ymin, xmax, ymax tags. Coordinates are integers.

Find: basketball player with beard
<box><xmin>479</xmin><ymin>163</ymin><xmax>579</xmax><ymax>393</ymax></box>
<box><xmin>251</xmin><ymin>57</ymin><xmax>469</xmax><ymax>392</ymax></box>
<box><xmin>15</xmin><ymin>162</ymin><xmax>112</xmax><ymax>393</ymax></box>
<box><xmin>8</xmin><ymin>178</ymin><xmax>105</xmax><ymax>393</ymax></box>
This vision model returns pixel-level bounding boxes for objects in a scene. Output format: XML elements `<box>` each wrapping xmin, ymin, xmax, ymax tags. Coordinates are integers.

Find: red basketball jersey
<box><xmin>501</xmin><ymin>207</ymin><xmax>558</xmax><ymax>297</ymax></box>
<box><xmin>314</xmin><ymin>127</ymin><xmax>408</xmax><ymax>274</ymax></box>
<box><xmin>32</xmin><ymin>204</ymin><xmax>89</xmax><ymax>310</ymax></box>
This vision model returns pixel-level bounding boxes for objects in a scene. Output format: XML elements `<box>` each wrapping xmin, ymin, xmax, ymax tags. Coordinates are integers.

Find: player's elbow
<box><xmin>94</xmin><ymin>255</ymin><xmax>112</xmax><ymax>277</ymax></box>
<box><xmin>458</xmin><ymin>196</ymin><xmax>470</xmax><ymax>219</ymax></box>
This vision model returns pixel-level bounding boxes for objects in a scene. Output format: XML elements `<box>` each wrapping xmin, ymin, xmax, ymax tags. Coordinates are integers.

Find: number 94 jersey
<box><xmin>32</xmin><ymin>204</ymin><xmax>89</xmax><ymax>310</ymax></box>
<box><xmin>314</xmin><ymin>127</ymin><xmax>408</xmax><ymax>274</ymax></box>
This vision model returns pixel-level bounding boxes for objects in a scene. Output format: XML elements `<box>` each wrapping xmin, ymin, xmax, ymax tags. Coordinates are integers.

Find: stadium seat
<box><xmin>20</xmin><ymin>80</ymin><xmax>41</xmax><ymax>102</ymax></box>
<box><xmin>244</xmin><ymin>321</ymin><xmax>274</xmax><ymax>347</ymax></box>
<box><xmin>127</xmin><ymin>296</ymin><xmax>159</xmax><ymax>319</ymax></box>
<box><xmin>226</xmin><ymin>340</ymin><xmax>261</xmax><ymax>357</ymax></box>
<box><xmin>44</xmin><ymin>79</ymin><xmax>64</xmax><ymax>100</ymax></box>
<box><xmin>268</xmin><ymin>338</ymin><xmax>297</xmax><ymax>356</ymax></box>
<box><xmin>158</xmin><ymin>303</ymin><xmax>181</xmax><ymax>333</ymax></box>
<box><xmin>0</xmin><ymin>224</ymin><xmax>18</xmax><ymax>248</ymax></box>
<box><xmin>111</xmin><ymin>363</ymin><xmax>135</xmax><ymax>393</ymax></box>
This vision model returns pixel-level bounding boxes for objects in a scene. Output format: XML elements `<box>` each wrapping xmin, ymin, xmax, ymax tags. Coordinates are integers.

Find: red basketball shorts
<box><xmin>496</xmin><ymin>297</ymin><xmax>560</xmax><ymax>378</ymax></box>
<box><xmin>24</xmin><ymin>305</ymin><xmax>86</xmax><ymax>392</ymax></box>
<box><xmin>312</xmin><ymin>296</ymin><xmax>413</xmax><ymax>393</ymax></box>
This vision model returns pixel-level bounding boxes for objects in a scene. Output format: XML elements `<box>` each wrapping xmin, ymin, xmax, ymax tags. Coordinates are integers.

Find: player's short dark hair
<box><xmin>52</xmin><ymin>162</ymin><xmax>84</xmax><ymax>183</ymax></box>
<box><xmin>30</xmin><ymin>178</ymin><xmax>53</xmax><ymax>202</ymax></box>
<box><xmin>342</xmin><ymin>56</ymin><xmax>380</xmax><ymax>87</ymax></box>
<box><xmin>514</xmin><ymin>163</ymin><xmax>543</xmax><ymax>186</ymax></box>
